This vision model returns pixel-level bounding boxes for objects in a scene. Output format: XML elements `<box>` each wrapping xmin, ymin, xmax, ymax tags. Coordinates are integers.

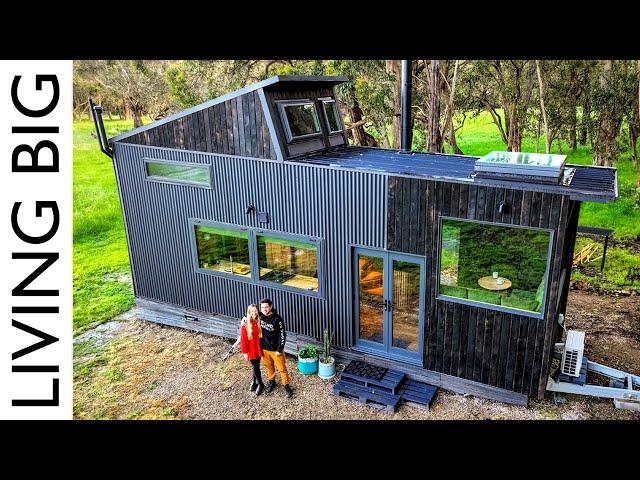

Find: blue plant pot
<box><xmin>298</xmin><ymin>356</ymin><xmax>318</xmax><ymax>375</ymax></box>
<box><xmin>318</xmin><ymin>357</ymin><xmax>335</xmax><ymax>379</ymax></box>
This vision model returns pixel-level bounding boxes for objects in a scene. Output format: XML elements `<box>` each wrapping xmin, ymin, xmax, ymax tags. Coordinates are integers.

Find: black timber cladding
<box><xmin>386</xmin><ymin>177</ymin><xmax>572</xmax><ymax>398</ymax></box>
<box><xmin>113</xmin><ymin>142</ymin><xmax>387</xmax><ymax>348</ymax></box>
<box><xmin>119</xmin><ymin>89</ymin><xmax>277</xmax><ymax>160</ymax></box>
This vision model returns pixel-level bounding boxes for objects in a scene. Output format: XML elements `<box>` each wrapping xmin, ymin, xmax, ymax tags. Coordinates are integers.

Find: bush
<box><xmin>467</xmin><ymin>288</ymin><xmax>501</xmax><ymax>305</ymax></box>
<box><xmin>439</xmin><ymin>285</ymin><xmax>468</xmax><ymax>298</ymax></box>
<box><xmin>502</xmin><ymin>290</ymin><xmax>538</xmax><ymax>312</ymax></box>
<box><xmin>298</xmin><ymin>345</ymin><xmax>318</xmax><ymax>359</ymax></box>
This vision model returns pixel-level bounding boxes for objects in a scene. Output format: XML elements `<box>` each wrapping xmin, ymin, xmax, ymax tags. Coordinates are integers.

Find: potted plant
<box><xmin>318</xmin><ymin>329</ymin><xmax>335</xmax><ymax>380</ymax></box>
<box><xmin>297</xmin><ymin>344</ymin><xmax>318</xmax><ymax>375</ymax></box>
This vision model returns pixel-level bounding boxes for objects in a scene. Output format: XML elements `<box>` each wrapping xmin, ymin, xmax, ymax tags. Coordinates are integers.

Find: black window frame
<box><xmin>276</xmin><ymin>99</ymin><xmax>323</xmax><ymax>143</ymax></box>
<box><xmin>190</xmin><ymin>220</ymin><xmax>253</xmax><ymax>283</ymax></box>
<box><xmin>319</xmin><ymin>97</ymin><xmax>344</xmax><ymax>134</ymax></box>
<box><xmin>189</xmin><ymin>218</ymin><xmax>325</xmax><ymax>298</ymax></box>
<box><xmin>143</xmin><ymin>157</ymin><xmax>212</xmax><ymax>188</ymax></box>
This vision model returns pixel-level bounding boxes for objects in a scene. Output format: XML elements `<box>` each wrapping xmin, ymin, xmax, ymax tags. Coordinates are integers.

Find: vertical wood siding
<box><xmin>387</xmin><ymin>177</ymin><xmax>571</xmax><ymax>398</ymax></box>
<box><xmin>113</xmin><ymin>143</ymin><xmax>386</xmax><ymax>348</ymax></box>
<box><xmin>121</xmin><ymin>90</ymin><xmax>277</xmax><ymax>160</ymax></box>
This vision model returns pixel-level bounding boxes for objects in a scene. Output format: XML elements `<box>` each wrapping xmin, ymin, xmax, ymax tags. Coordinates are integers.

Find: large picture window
<box><xmin>438</xmin><ymin>218</ymin><xmax>552</xmax><ymax>316</ymax></box>
<box><xmin>278</xmin><ymin>100</ymin><xmax>322</xmax><ymax>142</ymax></box>
<box><xmin>191</xmin><ymin>220</ymin><xmax>322</xmax><ymax>296</ymax></box>
<box><xmin>257</xmin><ymin>235</ymin><xmax>318</xmax><ymax>292</ymax></box>
<box><xmin>194</xmin><ymin>225</ymin><xmax>251</xmax><ymax>277</ymax></box>
<box><xmin>145</xmin><ymin>159</ymin><xmax>210</xmax><ymax>187</ymax></box>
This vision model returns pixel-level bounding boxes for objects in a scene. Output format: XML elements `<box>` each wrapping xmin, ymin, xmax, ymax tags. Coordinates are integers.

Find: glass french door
<box><xmin>353</xmin><ymin>248</ymin><xmax>426</xmax><ymax>363</ymax></box>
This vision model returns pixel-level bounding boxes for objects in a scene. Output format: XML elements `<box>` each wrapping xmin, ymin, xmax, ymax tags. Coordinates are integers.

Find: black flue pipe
<box><xmin>400</xmin><ymin>59</ymin><xmax>413</xmax><ymax>152</ymax></box>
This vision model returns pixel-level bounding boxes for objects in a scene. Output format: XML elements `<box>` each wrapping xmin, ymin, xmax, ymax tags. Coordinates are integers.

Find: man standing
<box><xmin>259</xmin><ymin>298</ymin><xmax>293</xmax><ymax>398</ymax></box>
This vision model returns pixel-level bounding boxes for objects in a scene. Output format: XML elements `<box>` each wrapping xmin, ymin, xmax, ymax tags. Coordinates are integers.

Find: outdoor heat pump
<box><xmin>561</xmin><ymin>330</ymin><xmax>585</xmax><ymax>377</ymax></box>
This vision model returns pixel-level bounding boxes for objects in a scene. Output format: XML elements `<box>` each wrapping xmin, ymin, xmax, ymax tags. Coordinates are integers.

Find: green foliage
<box><xmin>298</xmin><ymin>345</ymin><xmax>318</xmax><ymax>359</ymax></box>
<box><xmin>166</xmin><ymin>64</ymin><xmax>202</xmax><ymax>108</ymax></box>
<box><xmin>467</xmin><ymin>289</ymin><xmax>501</xmax><ymax>305</ymax></box>
<box><xmin>439</xmin><ymin>285</ymin><xmax>468</xmax><ymax>298</ymax></box>
<box><xmin>502</xmin><ymin>290</ymin><xmax>539</xmax><ymax>312</ymax></box>
<box><xmin>571</xmin><ymin>235</ymin><xmax>640</xmax><ymax>291</ymax></box>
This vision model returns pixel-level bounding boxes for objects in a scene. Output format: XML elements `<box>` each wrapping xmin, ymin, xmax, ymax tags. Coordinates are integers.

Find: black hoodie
<box><xmin>259</xmin><ymin>309</ymin><xmax>286</xmax><ymax>353</ymax></box>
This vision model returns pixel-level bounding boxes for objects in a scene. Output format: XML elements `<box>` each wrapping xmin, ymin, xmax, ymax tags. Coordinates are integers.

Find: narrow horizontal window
<box><xmin>194</xmin><ymin>225</ymin><xmax>251</xmax><ymax>277</ymax></box>
<box><xmin>278</xmin><ymin>100</ymin><xmax>321</xmax><ymax>142</ymax></box>
<box><xmin>321</xmin><ymin>99</ymin><xmax>342</xmax><ymax>133</ymax></box>
<box><xmin>257</xmin><ymin>235</ymin><xmax>318</xmax><ymax>292</ymax></box>
<box><xmin>145</xmin><ymin>159</ymin><xmax>210</xmax><ymax>187</ymax></box>
<box><xmin>439</xmin><ymin>218</ymin><xmax>551</xmax><ymax>315</ymax></box>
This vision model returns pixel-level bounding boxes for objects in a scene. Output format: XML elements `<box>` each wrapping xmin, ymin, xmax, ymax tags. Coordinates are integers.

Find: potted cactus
<box><xmin>318</xmin><ymin>329</ymin><xmax>335</xmax><ymax>379</ymax></box>
<box><xmin>297</xmin><ymin>344</ymin><xmax>318</xmax><ymax>375</ymax></box>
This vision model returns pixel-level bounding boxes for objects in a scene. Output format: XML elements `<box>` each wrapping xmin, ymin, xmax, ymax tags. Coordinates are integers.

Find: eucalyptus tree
<box><xmin>460</xmin><ymin>60</ymin><xmax>537</xmax><ymax>152</ymax></box>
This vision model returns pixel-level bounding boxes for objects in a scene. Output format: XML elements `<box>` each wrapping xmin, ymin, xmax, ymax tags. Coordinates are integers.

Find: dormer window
<box><xmin>277</xmin><ymin>100</ymin><xmax>322</xmax><ymax>142</ymax></box>
<box><xmin>320</xmin><ymin>98</ymin><xmax>343</xmax><ymax>134</ymax></box>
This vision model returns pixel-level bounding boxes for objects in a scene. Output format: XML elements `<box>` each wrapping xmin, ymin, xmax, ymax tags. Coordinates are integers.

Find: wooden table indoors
<box><xmin>478</xmin><ymin>276</ymin><xmax>512</xmax><ymax>291</ymax></box>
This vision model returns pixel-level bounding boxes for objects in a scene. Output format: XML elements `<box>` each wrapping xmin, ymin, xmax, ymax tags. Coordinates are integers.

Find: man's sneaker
<box><xmin>284</xmin><ymin>384</ymin><xmax>293</xmax><ymax>399</ymax></box>
<box><xmin>249</xmin><ymin>381</ymin><xmax>258</xmax><ymax>392</ymax></box>
<box><xmin>264</xmin><ymin>380</ymin><xmax>276</xmax><ymax>394</ymax></box>
<box><xmin>255</xmin><ymin>383</ymin><xmax>264</xmax><ymax>396</ymax></box>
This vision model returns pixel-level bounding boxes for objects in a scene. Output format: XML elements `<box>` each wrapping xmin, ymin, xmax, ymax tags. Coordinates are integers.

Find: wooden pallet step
<box><xmin>397</xmin><ymin>378</ymin><xmax>438</xmax><ymax>410</ymax></box>
<box><xmin>333</xmin><ymin>380</ymin><xmax>402</xmax><ymax>414</ymax></box>
<box><xmin>340</xmin><ymin>361</ymin><xmax>405</xmax><ymax>394</ymax></box>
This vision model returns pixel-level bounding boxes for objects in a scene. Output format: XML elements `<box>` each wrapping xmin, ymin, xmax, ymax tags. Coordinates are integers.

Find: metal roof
<box><xmin>109</xmin><ymin>75</ymin><xmax>348</xmax><ymax>143</ymax></box>
<box><xmin>300</xmin><ymin>146</ymin><xmax>617</xmax><ymax>203</ymax></box>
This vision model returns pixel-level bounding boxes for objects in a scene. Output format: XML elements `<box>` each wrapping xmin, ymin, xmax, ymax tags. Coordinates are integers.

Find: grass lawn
<box><xmin>73</xmin><ymin>114</ymin><xmax>640</xmax><ymax>334</ymax></box>
<box><xmin>73</xmin><ymin>119</ymin><xmax>137</xmax><ymax>334</ymax></box>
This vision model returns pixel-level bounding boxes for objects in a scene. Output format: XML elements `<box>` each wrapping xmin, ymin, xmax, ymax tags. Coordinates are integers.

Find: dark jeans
<box><xmin>251</xmin><ymin>358</ymin><xmax>263</xmax><ymax>386</ymax></box>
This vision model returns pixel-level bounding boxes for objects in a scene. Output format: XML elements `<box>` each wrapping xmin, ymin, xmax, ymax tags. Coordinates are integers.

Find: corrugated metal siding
<box><xmin>387</xmin><ymin>177</ymin><xmax>571</xmax><ymax>398</ymax></box>
<box><xmin>113</xmin><ymin>143</ymin><xmax>386</xmax><ymax>348</ymax></box>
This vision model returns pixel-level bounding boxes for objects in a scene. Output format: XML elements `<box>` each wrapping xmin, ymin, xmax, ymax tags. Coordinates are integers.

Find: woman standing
<box><xmin>240</xmin><ymin>304</ymin><xmax>265</xmax><ymax>396</ymax></box>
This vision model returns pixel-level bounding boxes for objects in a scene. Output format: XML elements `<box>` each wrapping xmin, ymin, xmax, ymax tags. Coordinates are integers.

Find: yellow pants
<box><xmin>262</xmin><ymin>350</ymin><xmax>290</xmax><ymax>385</ymax></box>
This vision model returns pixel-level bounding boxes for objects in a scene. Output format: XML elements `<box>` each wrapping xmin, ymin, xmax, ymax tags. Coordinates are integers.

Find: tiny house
<box><xmin>94</xmin><ymin>75</ymin><xmax>617</xmax><ymax>405</ymax></box>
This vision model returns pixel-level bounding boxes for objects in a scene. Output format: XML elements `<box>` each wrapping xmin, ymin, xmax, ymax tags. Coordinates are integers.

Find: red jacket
<box><xmin>240</xmin><ymin>319</ymin><xmax>263</xmax><ymax>361</ymax></box>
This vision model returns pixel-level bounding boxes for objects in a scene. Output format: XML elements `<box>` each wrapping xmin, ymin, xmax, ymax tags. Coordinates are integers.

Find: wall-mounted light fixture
<box><xmin>498</xmin><ymin>200</ymin><xmax>508</xmax><ymax>214</ymax></box>
<box><xmin>246</xmin><ymin>205</ymin><xmax>255</xmax><ymax>215</ymax></box>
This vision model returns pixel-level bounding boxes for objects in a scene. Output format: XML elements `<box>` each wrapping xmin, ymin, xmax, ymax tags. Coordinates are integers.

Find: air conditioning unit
<box><xmin>561</xmin><ymin>330</ymin><xmax>585</xmax><ymax>377</ymax></box>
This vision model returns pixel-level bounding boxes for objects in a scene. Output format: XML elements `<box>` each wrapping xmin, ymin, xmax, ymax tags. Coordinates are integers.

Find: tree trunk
<box><xmin>428</xmin><ymin>60</ymin><xmax>442</xmax><ymax>152</ymax></box>
<box><xmin>593</xmin><ymin>61</ymin><xmax>620</xmax><ymax>167</ymax></box>
<box><xmin>123</xmin><ymin>100</ymin><xmax>132</xmax><ymax>120</ymax></box>
<box><xmin>132</xmin><ymin>108</ymin><xmax>144</xmax><ymax>128</ymax></box>
<box><xmin>568</xmin><ymin>112</ymin><xmax>577</xmax><ymax>150</ymax></box>
<box><xmin>386</xmin><ymin>60</ymin><xmax>402</xmax><ymax>149</ymax></box>
<box><xmin>579</xmin><ymin>65</ymin><xmax>591</xmax><ymax>146</ymax></box>
<box><xmin>345</xmin><ymin>84</ymin><xmax>369</xmax><ymax>146</ymax></box>
<box><xmin>535</xmin><ymin>60</ymin><xmax>551</xmax><ymax>153</ymax></box>
<box><xmin>443</xmin><ymin>60</ymin><xmax>463</xmax><ymax>154</ymax></box>
<box><xmin>630</xmin><ymin>123</ymin><xmax>638</xmax><ymax>166</ymax></box>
